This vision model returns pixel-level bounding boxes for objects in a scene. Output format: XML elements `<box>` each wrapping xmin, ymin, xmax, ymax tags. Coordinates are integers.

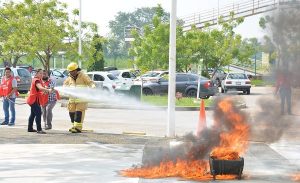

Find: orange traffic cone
<box><xmin>196</xmin><ymin>99</ymin><xmax>207</xmax><ymax>137</ymax></box>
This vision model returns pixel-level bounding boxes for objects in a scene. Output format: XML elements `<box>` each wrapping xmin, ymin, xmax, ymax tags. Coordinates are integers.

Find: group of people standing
<box><xmin>0</xmin><ymin>68</ymin><xmax>59</xmax><ymax>134</ymax></box>
<box><xmin>26</xmin><ymin>69</ymin><xmax>59</xmax><ymax>134</ymax></box>
<box><xmin>25</xmin><ymin>62</ymin><xmax>95</xmax><ymax>134</ymax></box>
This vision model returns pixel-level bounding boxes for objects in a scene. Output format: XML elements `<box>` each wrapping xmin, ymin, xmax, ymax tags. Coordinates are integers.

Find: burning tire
<box><xmin>209</xmin><ymin>156</ymin><xmax>244</xmax><ymax>180</ymax></box>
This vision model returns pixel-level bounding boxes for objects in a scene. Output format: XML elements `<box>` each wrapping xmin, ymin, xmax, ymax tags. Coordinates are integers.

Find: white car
<box><xmin>50</xmin><ymin>69</ymin><xmax>68</xmax><ymax>86</ymax></box>
<box><xmin>134</xmin><ymin>70</ymin><xmax>169</xmax><ymax>83</ymax></box>
<box><xmin>87</xmin><ymin>71</ymin><xmax>120</xmax><ymax>93</ymax></box>
<box><xmin>109</xmin><ymin>70</ymin><xmax>137</xmax><ymax>90</ymax></box>
<box><xmin>221</xmin><ymin>73</ymin><xmax>251</xmax><ymax>94</ymax></box>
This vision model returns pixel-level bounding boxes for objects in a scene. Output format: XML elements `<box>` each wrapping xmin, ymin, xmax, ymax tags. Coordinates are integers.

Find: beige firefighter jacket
<box><xmin>63</xmin><ymin>71</ymin><xmax>95</xmax><ymax>103</ymax></box>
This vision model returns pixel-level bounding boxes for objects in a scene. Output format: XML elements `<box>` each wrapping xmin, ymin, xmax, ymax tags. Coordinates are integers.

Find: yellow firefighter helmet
<box><xmin>67</xmin><ymin>62</ymin><xmax>79</xmax><ymax>72</ymax></box>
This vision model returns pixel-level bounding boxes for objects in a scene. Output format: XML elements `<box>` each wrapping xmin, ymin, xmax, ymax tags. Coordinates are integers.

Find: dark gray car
<box><xmin>142</xmin><ymin>73</ymin><xmax>218</xmax><ymax>98</ymax></box>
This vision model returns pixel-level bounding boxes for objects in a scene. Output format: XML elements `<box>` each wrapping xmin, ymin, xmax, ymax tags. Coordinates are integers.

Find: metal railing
<box><xmin>181</xmin><ymin>0</ymin><xmax>300</xmax><ymax>31</ymax></box>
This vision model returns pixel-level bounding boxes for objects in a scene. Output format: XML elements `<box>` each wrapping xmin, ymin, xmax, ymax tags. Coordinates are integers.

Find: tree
<box><xmin>129</xmin><ymin>10</ymin><xmax>252</xmax><ymax>74</ymax></box>
<box><xmin>129</xmin><ymin>10</ymin><xmax>170</xmax><ymax>72</ymax></box>
<box><xmin>259</xmin><ymin>6</ymin><xmax>300</xmax><ymax>69</ymax></box>
<box><xmin>0</xmin><ymin>0</ymin><xmax>73</xmax><ymax>71</ymax></box>
<box><xmin>107</xmin><ymin>5</ymin><xmax>170</xmax><ymax>63</ymax></box>
<box><xmin>109</xmin><ymin>5</ymin><xmax>169</xmax><ymax>40</ymax></box>
<box><xmin>104</xmin><ymin>36</ymin><xmax>125</xmax><ymax>67</ymax></box>
<box><xmin>87</xmin><ymin>34</ymin><xmax>105</xmax><ymax>71</ymax></box>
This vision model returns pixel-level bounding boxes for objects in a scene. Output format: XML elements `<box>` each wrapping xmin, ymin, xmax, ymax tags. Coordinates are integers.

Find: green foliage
<box><xmin>0</xmin><ymin>0</ymin><xmax>72</xmax><ymax>70</ymax></box>
<box><xmin>142</xmin><ymin>95</ymin><xmax>213</xmax><ymax>107</ymax></box>
<box><xmin>130</xmin><ymin>11</ymin><xmax>251</xmax><ymax>73</ymax></box>
<box><xmin>87</xmin><ymin>35</ymin><xmax>105</xmax><ymax>71</ymax></box>
<box><xmin>0</xmin><ymin>0</ymin><xmax>104</xmax><ymax>71</ymax></box>
<box><xmin>106</xmin><ymin>5</ymin><xmax>170</xmax><ymax>67</ymax></box>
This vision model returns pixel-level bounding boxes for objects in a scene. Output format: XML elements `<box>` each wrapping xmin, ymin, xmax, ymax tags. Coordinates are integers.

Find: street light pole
<box><xmin>167</xmin><ymin>0</ymin><xmax>177</xmax><ymax>138</ymax></box>
<box><xmin>78</xmin><ymin>0</ymin><xmax>82</xmax><ymax>68</ymax></box>
<box><xmin>217</xmin><ymin>0</ymin><xmax>220</xmax><ymax>25</ymax></box>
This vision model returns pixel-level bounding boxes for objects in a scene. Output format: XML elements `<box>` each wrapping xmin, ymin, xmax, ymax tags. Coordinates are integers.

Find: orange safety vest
<box><xmin>27</xmin><ymin>77</ymin><xmax>43</xmax><ymax>105</ymax></box>
<box><xmin>39</xmin><ymin>79</ymin><xmax>60</xmax><ymax>106</ymax></box>
<box><xmin>1</xmin><ymin>76</ymin><xmax>19</xmax><ymax>97</ymax></box>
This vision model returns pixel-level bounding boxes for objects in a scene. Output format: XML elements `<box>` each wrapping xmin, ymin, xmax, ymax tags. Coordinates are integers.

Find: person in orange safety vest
<box><xmin>0</xmin><ymin>67</ymin><xmax>18</xmax><ymax>126</ymax></box>
<box><xmin>27</xmin><ymin>69</ymin><xmax>54</xmax><ymax>134</ymax></box>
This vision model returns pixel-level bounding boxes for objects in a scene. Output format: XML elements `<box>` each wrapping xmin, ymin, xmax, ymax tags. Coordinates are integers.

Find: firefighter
<box><xmin>63</xmin><ymin>62</ymin><xmax>95</xmax><ymax>133</ymax></box>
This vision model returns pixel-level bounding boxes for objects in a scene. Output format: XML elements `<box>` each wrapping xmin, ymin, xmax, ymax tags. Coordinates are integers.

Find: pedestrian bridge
<box><xmin>181</xmin><ymin>0</ymin><xmax>300</xmax><ymax>31</ymax></box>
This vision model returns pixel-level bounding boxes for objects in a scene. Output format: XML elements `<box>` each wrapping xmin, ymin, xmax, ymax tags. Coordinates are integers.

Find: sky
<box><xmin>60</xmin><ymin>0</ymin><xmax>266</xmax><ymax>39</ymax></box>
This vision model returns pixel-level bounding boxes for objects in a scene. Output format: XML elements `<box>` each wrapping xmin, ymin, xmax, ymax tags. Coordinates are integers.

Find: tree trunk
<box><xmin>12</xmin><ymin>56</ymin><xmax>21</xmax><ymax>68</ymax></box>
<box><xmin>113</xmin><ymin>56</ymin><xmax>117</xmax><ymax>67</ymax></box>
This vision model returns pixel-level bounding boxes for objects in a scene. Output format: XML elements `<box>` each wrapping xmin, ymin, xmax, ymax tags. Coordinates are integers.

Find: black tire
<box><xmin>221</xmin><ymin>87</ymin><xmax>224</xmax><ymax>93</ymax></box>
<box><xmin>19</xmin><ymin>90</ymin><xmax>28</xmax><ymax>94</ymax></box>
<box><xmin>247</xmin><ymin>89</ymin><xmax>250</xmax><ymax>95</ymax></box>
<box><xmin>216</xmin><ymin>79</ymin><xmax>221</xmax><ymax>87</ymax></box>
<box><xmin>103</xmin><ymin>87</ymin><xmax>110</xmax><ymax>92</ymax></box>
<box><xmin>186</xmin><ymin>89</ymin><xmax>197</xmax><ymax>98</ymax></box>
<box><xmin>243</xmin><ymin>90</ymin><xmax>247</xmax><ymax>94</ymax></box>
<box><xmin>143</xmin><ymin>88</ymin><xmax>153</xmax><ymax>95</ymax></box>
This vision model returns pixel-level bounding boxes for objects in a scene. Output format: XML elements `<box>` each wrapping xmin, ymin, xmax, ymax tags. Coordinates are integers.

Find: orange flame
<box><xmin>122</xmin><ymin>98</ymin><xmax>249</xmax><ymax>181</ymax></box>
<box><xmin>211</xmin><ymin>98</ymin><xmax>249</xmax><ymax>160</ymax></box>
<box><xmin>121</xmin><ymin>160</ymin><xmax>211</xmax><ymax>180</ymax></box>
<box><xmin>292</xmin><ymin>173</ymin><xmax>300</xmax><ymax>181</ymax></box>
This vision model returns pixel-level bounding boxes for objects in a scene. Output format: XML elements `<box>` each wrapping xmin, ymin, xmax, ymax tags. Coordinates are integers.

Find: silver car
<box><xmin>0</xmin><ymin>67</ymin><xmax>32</xmax><ymax>94</ymax></box>
<box><xmin>50</xmin><ymin>69</ymin><xmax>67</xmax><ymax>86</ymax></box>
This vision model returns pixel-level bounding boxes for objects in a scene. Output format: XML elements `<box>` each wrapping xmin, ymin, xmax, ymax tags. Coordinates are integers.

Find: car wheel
<box><xmin>186</xmin><ymin>89</ymin><xmax>197</xmax><ymax>98</ymax></box>
<box><xmin>247</xmin><ymin>89</ymin><xmax>250</xmax><ymax>95</ymax></box>
<box><xmin>19</xmin><ymin>90</ymin><xmax>28</xmax><ymax>94</ymax></box>
<box><xmin>143</xmin><ymin>88</ymin><xmax>153</xmax><ymax>95</ymax></box>
<box><xmin>103</xmin><ymin>87</ymin><xmax>110</xmax><ymax>92</ymax></box>
<box><xmin>216</xmin><ymin>79</ymin><xmax>221</xmax><ymax>87</ymax></box>
<box><xmin>243</xmin><ymin>90</ymin><xmax>247</xmax><ymax>94</ymax></box>
<box><xmin>221</xmin><ymin>87</ymin><xmax>224</xmax><ymax>93</ymax></box>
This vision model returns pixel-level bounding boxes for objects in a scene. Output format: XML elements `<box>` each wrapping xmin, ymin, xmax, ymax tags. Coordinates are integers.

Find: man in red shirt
<box><xmin>275</xmin><ymin>69</ymin><xmax>292</xmax><ymax>115</ymax></box>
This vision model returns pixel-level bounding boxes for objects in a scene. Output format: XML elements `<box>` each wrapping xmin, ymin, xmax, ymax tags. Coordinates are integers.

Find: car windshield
<box><xmin>142</xmin><ymin>72</ymin><xmax>161</xmax><ymax>77</ymax></box>
<box><xmin>228</xmin><ymin>73</ymin><xmax>247</xmax><ymax>79</ymax></box>
<box><xmin>17</xmin><ymin>69</ymin><xmax>31</xmax><ymax>77</ymax></box>
<box><xmin>107</xmin><ymin>74</ymin><xmax>118</xmax><ymax>80</ymax></box>
<box><xmin>109</xmin><ymin>70</ymin><xmax>120</xmax><ymax>76</ymax></box>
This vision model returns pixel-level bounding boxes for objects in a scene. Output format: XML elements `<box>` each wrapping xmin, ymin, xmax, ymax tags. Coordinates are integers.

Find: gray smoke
<box><xmin>252</xmin><ymin>97</ymin><xmax>291</xmax><ymax>143</ymax></box>
<box><xmin>252</xmin><ymin>3</ymin><xmax>300</xmax><ymax>143</ymax></box>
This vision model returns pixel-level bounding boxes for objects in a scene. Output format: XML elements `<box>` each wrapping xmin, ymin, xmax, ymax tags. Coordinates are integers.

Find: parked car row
<box><xmin>0</xmin><ymin>65</ymin><xmax>253</xmax><ymax>97</ymax></box>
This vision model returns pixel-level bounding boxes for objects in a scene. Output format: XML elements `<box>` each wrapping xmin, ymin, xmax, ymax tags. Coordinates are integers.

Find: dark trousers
<box><xmin>280</xmin><ymin>88</ymin><xmax>291</xmax><ymax>114</ymax></box>
<box><xmin>28</xmin><ymin>102</ymin><xmax>42</xmax><ymax>131</ymax></box>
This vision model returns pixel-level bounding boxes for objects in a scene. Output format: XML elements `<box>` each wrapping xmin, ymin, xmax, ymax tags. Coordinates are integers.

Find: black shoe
<box><xmin>1</xmin><ymin>122</ymin><xmax>8</xmax><ymax>125</ymax></box>
<box><xmin>37</xmin><ymin>130</ymin><xmax>46</xmax><ymax>134</ymax></box>
<box><xmin>28</xmin><ymin>129</ymin><xmax>37</xmax><ymax>132</ymax></box>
